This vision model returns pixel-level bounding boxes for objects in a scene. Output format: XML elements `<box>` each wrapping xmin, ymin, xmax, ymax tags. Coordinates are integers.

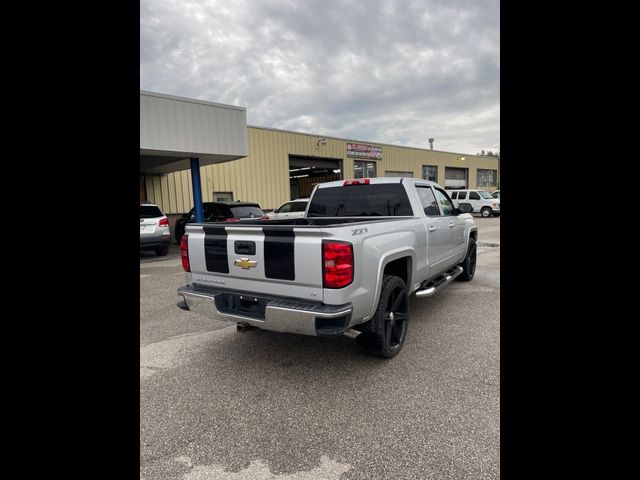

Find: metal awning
<box><xmin>140</xmin><ymin>90</ymin><xmax>249</xmax><ymax>222</ymax></box>
<box><xmin>140</xmin><ymin>91</ymin><xmax>248</xmax><ymax>175</ymax></box>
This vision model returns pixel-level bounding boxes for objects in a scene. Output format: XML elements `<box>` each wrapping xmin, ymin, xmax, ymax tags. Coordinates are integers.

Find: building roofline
<box><xmin>247</xmin><ymin>124</ymin><xmax>497</xmax><ymax>159</ymax></box>
<box><xmin>140</xmin><ymin>90</ymin><xmax>246</xmax><ymax>112</ymax></box>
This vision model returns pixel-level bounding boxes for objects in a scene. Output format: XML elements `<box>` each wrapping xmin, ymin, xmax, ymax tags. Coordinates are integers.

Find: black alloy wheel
<box><xmin>356</xmin><ymin>275</ymin><xmax>409</xmax><ymax>358</ymax></box>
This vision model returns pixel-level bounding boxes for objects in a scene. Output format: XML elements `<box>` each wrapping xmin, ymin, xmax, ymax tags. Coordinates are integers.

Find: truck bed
<box><xmin>189</xmin><ymin>216</ymin><xmax>416</xmax><ymax>228</ymax></box>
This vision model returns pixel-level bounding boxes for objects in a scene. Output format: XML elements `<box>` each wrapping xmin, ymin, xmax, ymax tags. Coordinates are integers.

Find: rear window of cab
<box><xmin>308</xmin><ymin>184</ymin><xmax>413</xmax><ymax>217</ymax></box>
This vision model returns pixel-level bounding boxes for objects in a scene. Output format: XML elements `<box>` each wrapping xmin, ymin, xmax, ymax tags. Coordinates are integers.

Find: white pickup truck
<box><xmin>177</xmin><ymin>177</ymin><xmax>477</xmax><ymax>358</ymax></box>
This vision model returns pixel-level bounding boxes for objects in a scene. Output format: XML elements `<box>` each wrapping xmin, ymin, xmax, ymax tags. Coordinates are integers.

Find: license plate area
<box><xmin>215</xmin><ymin>293</ymin><xmax>268</xmax><ymax>320</ymax></box>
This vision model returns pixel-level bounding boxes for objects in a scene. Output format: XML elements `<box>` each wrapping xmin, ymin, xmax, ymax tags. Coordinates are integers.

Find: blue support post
<box><xmin>190</xmin><ymin>157</ymin><xmax>204</xmax><ymax>223</ymax></box>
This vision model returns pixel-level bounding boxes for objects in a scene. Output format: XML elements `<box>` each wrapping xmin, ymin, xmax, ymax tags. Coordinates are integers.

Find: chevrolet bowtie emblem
<box><xmin>234</xmin><ymin>258</ymin><xmax>257</xmax><ymax>269</ymax></box>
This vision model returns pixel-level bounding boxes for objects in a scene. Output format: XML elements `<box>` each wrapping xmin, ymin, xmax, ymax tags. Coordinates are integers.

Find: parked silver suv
<box><xmin>140</xmin><ymin>203</ymin><xmax>171</xmax><ymax>256</ymax></box>
<box><xmin>265</xmin><ymin>198</ymin><xmax>309</xmax><ymax>219</ymax></box>
<box><xmin>449</xmin><ymin>189</ymin><xmax>500</xmax><ymax>217</ymax></box>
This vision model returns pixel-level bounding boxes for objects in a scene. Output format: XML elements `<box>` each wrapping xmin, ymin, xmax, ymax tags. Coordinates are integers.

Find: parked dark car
<box><xmin>174</xmin><ymin>202</ymin><xmax>267</xmax><ymax>244</ymax></box>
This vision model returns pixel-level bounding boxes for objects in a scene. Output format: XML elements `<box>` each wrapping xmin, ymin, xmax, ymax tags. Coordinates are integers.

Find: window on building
<box><xmin>354</xmin><ymin>161</ymin><xmax>377</xmax><ymax>178</ymax></box>
<box><xmin>213</xmin><ymin>191</ymin><xmax>234</xmax><ymax>202</ymax></box>
<box><xmin>469</xmin><ymin>191</ymin><xmax>481</xmax><ymax>200</ymax></box>
<box><xmin>422</xmin><ymin>165</ymin><xmax>437</xmax><ymax>182</ymax></box>
<box><xmin>416</xmin><ymin>186</ymin><xmax>440</xmax><ymax>216</ymax></box>
<box><xmin>476</xmin><ymin>169</ymin><xmax>497</xmax><ymax>187</ymax></box>
<box><xmin>384</xmin><ymin>170</ymin><xmax>413</xmax><ymax>177</ymax></box>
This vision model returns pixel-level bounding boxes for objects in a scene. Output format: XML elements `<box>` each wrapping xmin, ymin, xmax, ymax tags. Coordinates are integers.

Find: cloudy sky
<box><xmin>140</xmin><ymin>0</ymin><xmax>499</xmax><ymax>155</ymax></box>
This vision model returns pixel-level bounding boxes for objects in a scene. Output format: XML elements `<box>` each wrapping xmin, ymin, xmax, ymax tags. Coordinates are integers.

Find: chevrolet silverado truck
<box><xmin>177</xmin><ymin>177</ymin><xmax>477</xmax><ymax>358</ymax></box>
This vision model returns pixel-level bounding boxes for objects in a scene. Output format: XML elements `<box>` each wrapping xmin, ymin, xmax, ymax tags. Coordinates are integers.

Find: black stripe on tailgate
<box><xmin>203</xmin><ymin>226</ymin><xmax>229</xmax><ymax>273</ymax></box>
<box><xmin>263</xmin><ymin>228</ymin><xmax>295</xmax><ymax>280</ymax></box>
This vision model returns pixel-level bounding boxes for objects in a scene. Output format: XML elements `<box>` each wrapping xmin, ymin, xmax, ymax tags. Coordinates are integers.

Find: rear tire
<box><xmin>356</xmin><ymin>275</ymin><xmax>409</xmax><ymax>358</ymax></box>
<box><xmin>481</xmin><ymin>207</ymin><xmax>492</xmax><ymax>218</ymax></box>
<box><xmin>456</xmin><ymin>237</ymin><xmax>476</xmax><ymax>281</ymax></box>
<box><xmin>155</xmin><ymin>247</ymin><xmax>169</xmax><ymax>256</ymax></box>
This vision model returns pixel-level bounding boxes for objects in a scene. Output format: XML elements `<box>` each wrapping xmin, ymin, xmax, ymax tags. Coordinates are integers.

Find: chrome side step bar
<box><xmin>414</xmin><ymin>266</ymin><xmax>463</xmax><ymax>298</ymax></box>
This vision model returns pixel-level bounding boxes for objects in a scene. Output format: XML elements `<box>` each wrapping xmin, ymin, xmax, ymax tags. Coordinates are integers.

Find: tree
<box><xmin>476</xmin><ymin>150</ymin><xmax>500</xmax><ymax>157</ymax></box>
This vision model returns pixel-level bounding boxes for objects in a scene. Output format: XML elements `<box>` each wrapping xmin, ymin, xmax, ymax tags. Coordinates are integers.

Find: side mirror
<box><xmin>458</xmin><ymin>203</ymin><xmax>473</xmax><ymax>214</ymax></box>
<box><xmin>424</xmin><ymin>206</ymin><xmax>440</xmax><ymax>216</ymax></box>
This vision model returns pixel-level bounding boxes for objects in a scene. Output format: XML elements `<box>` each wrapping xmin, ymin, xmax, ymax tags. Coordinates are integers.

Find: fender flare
<box><xmin>363</xmin><ymin>247</ymin><xmax>416</xmax><ymax>322</ymax></box>
<box><xmin>465</xmin><ymin>226</ymin><xmax>478</xmax><ymax>252</ymax></box>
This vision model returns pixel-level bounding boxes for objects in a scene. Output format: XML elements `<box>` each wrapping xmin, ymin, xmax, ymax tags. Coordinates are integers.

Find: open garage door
<box><xmin>444</xmin><ymin>167</ymin><xmax>468</xmax><ymax>189</ymax></box>
<box><xmin>289</xmin><ymin>155</ymin><xmax>342</xmax><ymax>199</ymax></box>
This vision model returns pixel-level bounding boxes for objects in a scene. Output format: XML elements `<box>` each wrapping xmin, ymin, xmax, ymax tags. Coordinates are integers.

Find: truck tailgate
<box><xmin>186</xmin><ymin>224</ymin><xmax>325</xmax><ymax>301</ymax></box>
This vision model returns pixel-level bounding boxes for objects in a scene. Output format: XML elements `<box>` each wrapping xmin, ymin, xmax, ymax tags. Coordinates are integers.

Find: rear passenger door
<box><xmin>433</xmin><ymin>187</ymin><xmax>466</xmax><ymax>262</ymax></box>
<box><xmin>416</xmin><ymin>185</ymin><xmax>450</xmax><ymax>272</ymax></box>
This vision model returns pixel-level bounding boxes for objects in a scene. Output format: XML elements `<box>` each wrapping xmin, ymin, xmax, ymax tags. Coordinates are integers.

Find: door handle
<box><xmin>449</xmin><ymin>222</ymin><xmax>455</xmax><ymax>228</ymax></box>
<box><xmin>428</xmin><ymin>225</ymin><xmax>436</xmax><ymax>232</ymax></box>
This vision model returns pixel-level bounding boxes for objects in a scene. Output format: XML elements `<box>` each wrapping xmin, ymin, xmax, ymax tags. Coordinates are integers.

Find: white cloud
<box><xmin>141</xmin><ymin>0</ymin><xmax>499</xmax><ymax>154</ymax></box>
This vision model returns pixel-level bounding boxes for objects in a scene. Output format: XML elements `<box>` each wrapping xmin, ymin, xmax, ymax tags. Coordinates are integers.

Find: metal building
<box><xmin>141</xmin><ymin>92</ymin><xmax>499</xmax><ymax>215</ymax></box>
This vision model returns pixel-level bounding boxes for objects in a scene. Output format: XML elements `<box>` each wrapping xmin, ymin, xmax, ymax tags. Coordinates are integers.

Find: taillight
<box><xmin>159</xmin><ymin>218</ymin><xmax>169</xmax><ymax>227</ymax></box>
<box><xmin>180</xmin><ymin>234</ymin><xmax>190</xmax><ymax>272</ymax></box>
<box><xmin>224</xmin><ymin>217</ymin><xmax>240</xmax><ymax>222</ymax></box>
<box><xmin>322</xmin><ymin>240</ymin><xmax>353</xmax><ymax>288</ymax></box>
<box><xmin>260</xmin><ymin>215</ymin><xmax>270</xmax><ymax>220</ymax></box>
<box><xmin>343</xmin><ymin>179</ymin><xmax>370</xmax><ymax>186</ymax></box>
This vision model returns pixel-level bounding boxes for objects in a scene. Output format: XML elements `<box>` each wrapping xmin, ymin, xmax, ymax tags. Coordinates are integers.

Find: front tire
<box><xmin>456</xmin><ymin>237</ymin><xmax>477</xmax><ymax>281</ymax></box>
<box><xmin>356</xmin><ymin>275</ymin><xmax>409</xmax><ymax>358</ymax></box>
<box><xmin>481</xmin><ymin>207</ymin><xmax>492</xmax><ymax>218</ymax></box>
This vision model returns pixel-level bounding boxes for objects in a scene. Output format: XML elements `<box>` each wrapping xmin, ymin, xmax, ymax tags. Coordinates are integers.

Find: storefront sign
<box><xmin>346</xmin><ymin>143</ymin><xmax>382</xmax><ymax>160</ymax></box>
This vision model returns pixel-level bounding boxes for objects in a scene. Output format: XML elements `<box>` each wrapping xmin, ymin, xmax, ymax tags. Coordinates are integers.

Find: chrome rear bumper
<box><xmin>178</xmin><ymin>284</ymin><xmax>353</xmax><ymax>337</ymax></box>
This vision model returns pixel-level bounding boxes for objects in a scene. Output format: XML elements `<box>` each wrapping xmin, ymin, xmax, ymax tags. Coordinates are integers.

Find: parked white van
<box><xmin>448</xmin><ymin>189</ymin><xmax>500</xmax><ymax>217</ymax></box>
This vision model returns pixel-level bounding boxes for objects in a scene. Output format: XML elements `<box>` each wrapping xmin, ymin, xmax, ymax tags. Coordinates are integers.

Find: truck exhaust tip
<box><xmin>177</xmin><ymin>299</ymin><xmax>190</xmax><ymax>311</ymax></box>
<box><xmin>237</xmin><ymin>322</ymin><xmax>258</xmax><ymax>332</ymax></box>
<box><xmin>343</xmin><ymin>328</ymin><xmax>361</xmax><ymax>339</ymax></box>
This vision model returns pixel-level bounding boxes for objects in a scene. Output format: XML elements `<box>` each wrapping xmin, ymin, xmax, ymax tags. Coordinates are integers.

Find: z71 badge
<box><xmin>352</xmin><ymin>228</ymin><xmax>368</xmax><ymax>236</ymax></box>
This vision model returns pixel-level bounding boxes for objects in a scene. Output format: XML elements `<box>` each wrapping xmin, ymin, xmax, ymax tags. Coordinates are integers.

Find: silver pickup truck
<box><xmin>177</xmin><ymin>177</ymin><xmax>477</xmax><ymax>358</ymax></box>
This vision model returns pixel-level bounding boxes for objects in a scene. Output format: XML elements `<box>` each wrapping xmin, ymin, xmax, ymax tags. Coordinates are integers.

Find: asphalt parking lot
<box><xmin>140</xmin><ymin>216</ymin><xmax>500</xmax><ymax>480</ymax></box>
